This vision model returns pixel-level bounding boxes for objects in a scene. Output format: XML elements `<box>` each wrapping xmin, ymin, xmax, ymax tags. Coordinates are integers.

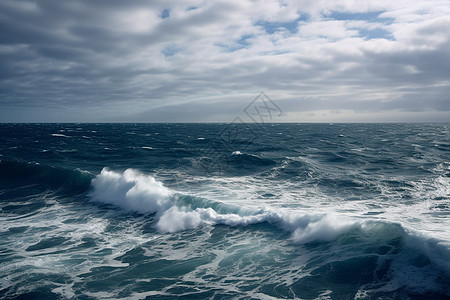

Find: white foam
<box><xmin>156</xmin><ymin>207</ymin><xmax>267</xmax><ymax>233</ymax></box>
<box><xmin>158</xmin><ymin>206</ymin><xmax>358</xmax><ymax>244</ymax></box>
<box><xmin>89</xmin><ymin>168</ymin><xmax>172</xmax><ymax>214</ymax></box>
<box><xmin>88</xmin><ymin>168</ymin><xmax>449</xmax><ymax>258</ymax></box>
<box><xmin>52</xmin><ymin>284</ymin><xmax>75</xmax><ymax>299</ymax></box>
<box><xmin>89</xmin><ymin>168</ymin><xmax>362</xmax><ymax>244</ymax></box>
<box><xmin>51</xmin><ymin>133</ymin><xmax>69</xmax><ymax>138</ymax></box>
<box><xmin>290</xmin><ymin>213</ymin><xmax>358</xmax><ymax>244</ymax></box>
<box><xmin>156</xmin><ymin>206</ymin><xmax>205</xmax><ymax>232</ymax></box>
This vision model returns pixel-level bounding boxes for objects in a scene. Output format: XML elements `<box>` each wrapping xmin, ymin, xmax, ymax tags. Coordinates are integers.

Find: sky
<box><xmin>0</xmin><ymin>0</ymin><xmax>449</xmax><ymax>123</ymax></box>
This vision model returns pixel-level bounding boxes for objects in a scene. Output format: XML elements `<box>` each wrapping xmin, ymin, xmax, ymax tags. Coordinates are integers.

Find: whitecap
<box><xmin>51</xmin><ymin>134</ymin><xmax>69</xmax><ymax>138</ymax></box>
<box><xmin>88</xmin><ymin>168</ymin><xmax>361</xmax><ymax>244</ymax></box>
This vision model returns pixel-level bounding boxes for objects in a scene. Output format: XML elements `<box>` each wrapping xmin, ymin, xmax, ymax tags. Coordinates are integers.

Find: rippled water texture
<box><xmin>0</xmin><ymin>123</ymin><xmax>449</xmax><ymax>299</ymax></box>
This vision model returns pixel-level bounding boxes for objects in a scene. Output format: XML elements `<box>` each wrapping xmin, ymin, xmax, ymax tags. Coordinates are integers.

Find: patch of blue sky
<box><xmin>256</xmin><ymin>14</ymin><xmax>309</xmax><ymax>34</ymax></box>
<box><xmin>160</xmin><ymin>9</ymin><xmax>170</xmax><ymax>19</ymax></box>
<box><xmin>216</xmin><ymin>35</ymin><xmax>254</xmax><ymax>52</ymax></box>
<box><xmin>358</xmin><ymin>27</ymin><xmax>394</xmax><ymax>40</ymax></box>
<box><xmin>325</xmin><ymin>11</ymin><xmax>394</xmax><ymax>24</ymax></box>
<box><xmin>162</xmin><ymin>45</ymin><xmax>180</xmax><ymax>57</ymax></box>
<box><xmin>260</xmin><ymin>50</ymin><xmax>291</xmax><ymax>56</ymax></box>
<box><xmin>236</xmin><ymin>35</ymin><xmax>253</xmax><ymax>47</ymax></box>
<box><xmin>326</xmin><ymin>11</ymin><xmax>394</xmax><ymax>40</ymax></box>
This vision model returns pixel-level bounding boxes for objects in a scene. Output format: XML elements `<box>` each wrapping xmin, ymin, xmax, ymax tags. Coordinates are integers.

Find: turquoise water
<box><xmin>0</xmin><ymin>123</ymin><xmax>449</xmax><ymax>299</ymax></box>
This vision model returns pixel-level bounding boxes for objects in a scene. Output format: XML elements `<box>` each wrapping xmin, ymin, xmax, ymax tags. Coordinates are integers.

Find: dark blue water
<box><xmin>1</xmin><ymin>123</ymin><xmax>449</xmax><ymax>299</ymax></box>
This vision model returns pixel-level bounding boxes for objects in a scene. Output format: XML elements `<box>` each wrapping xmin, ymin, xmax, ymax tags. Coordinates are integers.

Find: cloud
<box><xmin>0</xmin><ymin>0</ymin><xmax>449</xmax><ymax>122</ymax></box>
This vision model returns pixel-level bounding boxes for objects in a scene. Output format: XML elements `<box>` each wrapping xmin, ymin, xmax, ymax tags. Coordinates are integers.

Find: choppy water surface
<box><xmin>0</xmin><ymin>123</ymin><xmax>449</xmax><ymax>299</ymax></box>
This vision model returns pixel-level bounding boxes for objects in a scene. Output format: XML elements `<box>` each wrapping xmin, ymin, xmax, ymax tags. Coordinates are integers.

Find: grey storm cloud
<box><xmin>0</xmin><ymin>0</ymin><xmax>449</xmax><ymax>122</ymax></box>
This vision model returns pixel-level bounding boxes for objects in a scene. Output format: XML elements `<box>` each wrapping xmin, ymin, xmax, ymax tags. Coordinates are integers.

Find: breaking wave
<box><xmin>89</xmin><ymin>168</ymin><xmax>356</xmax><ymax>239</ymax></box>
<box><xmin>88</xmin><ymin>168</ymin><xmax>450</xmax><ymax>289</ymax></box>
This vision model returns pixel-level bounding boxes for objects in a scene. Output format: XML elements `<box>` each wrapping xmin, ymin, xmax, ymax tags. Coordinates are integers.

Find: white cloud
<box><xmin>0</xmin><ymin>0</ymin><xmax>449</xmax><ymax>122</ymax></box>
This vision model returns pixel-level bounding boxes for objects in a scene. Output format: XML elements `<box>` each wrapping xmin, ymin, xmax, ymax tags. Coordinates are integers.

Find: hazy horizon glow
<box><xmin>0</xmin><ymin>0</ymin><xmax>449</xmax><ymax>123</ymax></box>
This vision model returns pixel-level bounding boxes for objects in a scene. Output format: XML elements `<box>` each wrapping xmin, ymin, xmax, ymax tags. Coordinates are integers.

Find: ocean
<box><xmin>0</xmin><ymin>123</ymin><xmax>449</xmax><ymax>299</ymax></box>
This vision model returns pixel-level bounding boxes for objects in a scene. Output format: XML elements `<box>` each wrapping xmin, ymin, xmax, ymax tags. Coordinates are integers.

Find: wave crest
<box><xmin>87</xmin><ymin>168</ymin><xmax>450</xmax><ymax>273</ymax></box>
<box><xmin>89</xmin><ymin>168</ymin><xmax>172</xmax><ymax>214</ymax></box>
<box><xmin>88</xmin><ymin>168</ymin><xmax>361</xmax><ymax>246</ymax></box>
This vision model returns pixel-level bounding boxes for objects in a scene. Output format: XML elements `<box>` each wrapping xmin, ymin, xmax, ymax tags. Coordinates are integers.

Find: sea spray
<box><xmin>89</xmin><ymin>168</ymin><xmax>173</xmax><ymax>213</ymax></box>
<box><xmin>89</xmin><ymin>168</ymin><xmax>365</xmax><ymax>244</ymax></box>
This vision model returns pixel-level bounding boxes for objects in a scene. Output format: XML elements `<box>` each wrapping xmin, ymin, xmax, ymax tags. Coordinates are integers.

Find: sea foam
<box><xmin>88</xmin><ymin>166</ymin><xmax>450</xmax><ymax>280</ymax></box>
<box><xmin>89</xmin><ymin>168</ymin><xmax>172</xmax><ymax>214</ymax></box>
<box><xmin>89</xmin><ymin>168</ymin><xmax>359</xmax><ymax>243</ymax></box>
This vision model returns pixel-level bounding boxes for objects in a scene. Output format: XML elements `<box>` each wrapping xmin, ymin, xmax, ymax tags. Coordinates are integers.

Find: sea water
<box><xmin>0</xmin><ymin>123</ymin><xmax>449</xmax><ymax>299</ymax></box>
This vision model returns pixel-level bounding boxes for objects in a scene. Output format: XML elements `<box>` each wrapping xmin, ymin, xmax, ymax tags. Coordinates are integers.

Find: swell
<box><xmin>0</xmin><ymin>159</ymin><xmax>93</xmax><ymax>194</ymax></box>
<box><xmin>88</xmin><ymin>168</ymin><xmax>349</xmax><ymax>236</ymax></box>
<box><xmin>88</xmin><ymin>167</ymin><xmax>450</xmax><ymax>295</ymax></box>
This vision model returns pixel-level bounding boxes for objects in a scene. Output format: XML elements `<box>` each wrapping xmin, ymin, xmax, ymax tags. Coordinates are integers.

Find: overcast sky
<box><xmin>0</xmin><ymin>0</ymin><xmax>449</xmax><ymax>123</ymax></box>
